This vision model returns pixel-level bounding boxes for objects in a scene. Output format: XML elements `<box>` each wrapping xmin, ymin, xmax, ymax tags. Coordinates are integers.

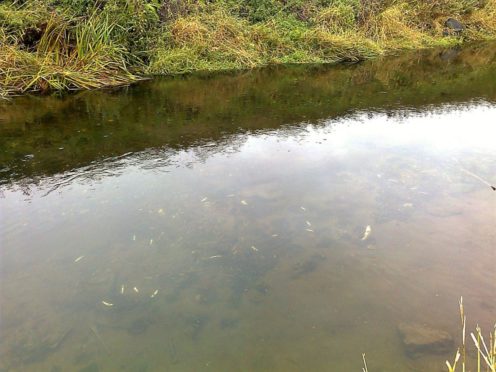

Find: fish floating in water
<box><xmin>241</xmin><ymin>200</ymin><xmax>248</xmax><ymax>205</ymax></box>
<box><xmin>102</xmin><ymin>301</ymin><xmax>113</xmax><ymax>307</ymax></box>
<box><xmin>74</xmin><ymin>256</ymin><xmax>85</xmax><ymax>263</ymax></box>
<box><xmin>151</xmin><ymin>289</ymin><xmax>159</xmax><ymax>298</ymax></box>
<box><xmin>133</xmin><ymin>287</ymin><xmax>139</xmax><ymax>293</ymax></box>
<box><xmin>361</xmin><ymin>225</ymin><xmax>372</xmax><ymax>241</ymax></box>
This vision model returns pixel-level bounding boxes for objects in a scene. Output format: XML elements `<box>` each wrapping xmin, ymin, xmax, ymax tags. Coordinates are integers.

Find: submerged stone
<box><xmin>290</xmin><ymin>254</ymin><xmax>326</xmax><ymax>279</ymax></box>
<box><xmin>398</xmin><ymin>322</ymin><xmax>454</xmax><ymax>357</ymax></box>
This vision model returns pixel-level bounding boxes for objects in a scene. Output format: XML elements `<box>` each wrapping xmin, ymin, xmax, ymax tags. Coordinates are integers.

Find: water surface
<box><xmin>1</xmin><ymin>43</ymin><xmax>496</xmax><ymax>371</ymax></box>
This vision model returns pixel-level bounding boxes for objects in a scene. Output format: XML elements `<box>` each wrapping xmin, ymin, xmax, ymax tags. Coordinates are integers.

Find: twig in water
<box><xmin>460</xmin><ymin>168</ymin><xmax>496</xmax><ymax>191</ymax></box>
<box><xmin>362</xmin><ymin>353</ymin><xmax>369</xmax><ymax>372</ymax></box>
<box><xmin>90</xmin><ymin>325</ymin><xmax>111</xmax><ymax>355</ymax></box>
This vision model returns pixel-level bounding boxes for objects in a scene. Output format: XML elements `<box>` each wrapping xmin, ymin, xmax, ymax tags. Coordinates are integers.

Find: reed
<box><xmin>446</xmin><ymin>297</ymin><xmax>496</xmax><ymax>372</ymax></box>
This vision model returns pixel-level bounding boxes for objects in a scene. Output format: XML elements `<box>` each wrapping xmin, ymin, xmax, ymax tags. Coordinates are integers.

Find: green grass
<box><xmin>0</xmin><ymin>4</ymin><xmax>140</xmax><ymax>97</ymax></box>
<box><xmin>2</xmin><ymin>0</ymin><xmax>496</xmax><ymax>96</ymax></box>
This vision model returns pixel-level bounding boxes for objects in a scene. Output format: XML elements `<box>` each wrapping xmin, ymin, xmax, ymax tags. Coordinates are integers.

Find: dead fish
<box><xmin>133</xmin><ymin>234</ymin><xmax>136</xmax><ymax>241</ymax></box>
<box><xmin>306</xmin><ymin>221</ymin><xmax>312</xmax><ymax>227</ymax></box>
<box><xmin>149</xmin><ymin>239</ymin><xmax>153</xmax><ymax>245</ymax></box>
<box><xmin>158</xmin><ymin>208</ymin><xmax>165</xmax><ymax>215</ymax></box>
<box><xmin>151</xmin><ymin>289</ymin><xmax>159</xmax><ymax>298</ymax></box>
<box><xmin>306</xmin><ymin>229</ymin><xmax>314</xmax><ymax>233</ymax></box>
<box><xmin>241</xmin><ymin>200</ymin><xmax>248</xmax><ymax>205</ymax></box>
<box><xmin>201</xmin><ymin>197</ymin><xmax>208</xmax><ymax>202</ymax></box>
<box><xmin>209</xmin><ymin>255</ymin><xmax>223</xmax><ymax>259</ymax></box>
<box><xmin>251</xmin><ymin>246</ymin><xmax>259</xmax><ymax>252</ymax></box>
<box><xmin>121</xmin><ymin>285</ymin><xmax>125</xmax><ymax>294</ymax></box>
<box><xmin>133</xmin><ymin>287</ymin><xmax>139</xmax><ymax>293</ymax></box>
<box><xmin>102</xmin><ymin>301</ymin><xmax>113</xmax><ymax>307</ymax></box>
<box><xmin>74</xmin><ymin>256</ymin><xmax>85</xmax><ymax>263</ymax></box>
<box><xmin>361</xmin><ymin>225</ymin><xmax>372</xmax><ymax>241</ymax></box>
<box><xmin>300</xmin><ymin>206</ymin><xmax>306</xmax><ymax>211</ymax></box>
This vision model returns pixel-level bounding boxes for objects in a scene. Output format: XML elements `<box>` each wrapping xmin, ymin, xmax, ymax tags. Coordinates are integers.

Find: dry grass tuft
<box><xmin>314</xmin><ymin>4</ymin><xmax>357</xmax><ymax>34</ymax></box>
<box><xmin>151</xmin><ymin>11</ymin><xmax>264</xmax><ymax>74</ymax></box>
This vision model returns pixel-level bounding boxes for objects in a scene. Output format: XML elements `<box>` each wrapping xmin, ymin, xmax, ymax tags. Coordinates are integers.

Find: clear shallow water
<box><xmin>1</xmin><ymin>44</ymin><xmax>496</xmax><ymax>371</ymax></box>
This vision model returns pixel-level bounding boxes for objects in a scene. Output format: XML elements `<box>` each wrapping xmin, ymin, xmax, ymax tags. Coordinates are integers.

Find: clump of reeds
<box><xmin>446</xmin><ymin>297</ymin><xmax>496</xmax><ymax>372</ymax></box>
<box><xmin>0</xmin><ymin>4</ymin><xmax>138</xmax><ymax>97</ymax></box>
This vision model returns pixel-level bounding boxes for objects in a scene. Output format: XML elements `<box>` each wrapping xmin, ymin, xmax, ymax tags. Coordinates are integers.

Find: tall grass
<box><xmin>148</xmin><ymin>0</ymin><xmax>496</xmax><ymax>75</ymax></box>
<box><xmin>2</xmin><ymin>0</ymin><xmax>496</xmax><ymax>96</ymax></box>
<box><xmin>0</xmin><ymin>3</ymin><xmax>138</xmax><ymax>97</ymax></box>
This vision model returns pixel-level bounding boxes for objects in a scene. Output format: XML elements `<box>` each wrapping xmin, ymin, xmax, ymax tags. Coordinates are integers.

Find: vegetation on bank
<box><xmin>1</xmin><ymin>0</ymin><xmax>496</xmax><ymax>96</ymax></box>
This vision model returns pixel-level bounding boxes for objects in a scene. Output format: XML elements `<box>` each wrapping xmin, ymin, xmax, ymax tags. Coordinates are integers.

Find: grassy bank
<box><xmin>1</xmin><ymin>0</ymin><xmax>496</xmax><ymax>97</ymax></box>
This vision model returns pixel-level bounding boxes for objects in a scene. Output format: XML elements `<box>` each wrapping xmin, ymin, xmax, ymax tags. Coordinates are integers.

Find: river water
<box><xmin>1</xmin><ymin>43</ymin><xmax>495</xmax><ymax>371</ymax></box>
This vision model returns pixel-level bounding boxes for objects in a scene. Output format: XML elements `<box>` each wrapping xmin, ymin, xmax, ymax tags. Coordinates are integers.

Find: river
<box><xmin>1</xmin><ymin>42</ymin><xmax>495</xmax><ymax>371</ymax></box>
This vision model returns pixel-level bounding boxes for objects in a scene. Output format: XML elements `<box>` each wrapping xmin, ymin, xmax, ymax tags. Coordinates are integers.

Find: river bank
<box><xmin>1</xmin><ymin>0</ymin><xmax>496</xmax><ymax>97</ymax></box>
